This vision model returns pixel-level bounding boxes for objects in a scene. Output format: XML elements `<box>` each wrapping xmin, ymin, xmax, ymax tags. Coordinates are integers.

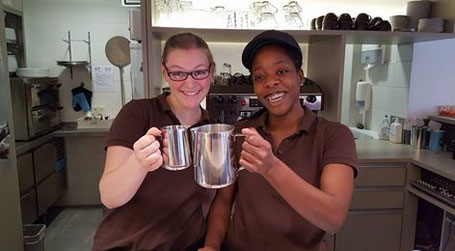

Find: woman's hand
<box><xmin>239</xmin><ymin>127</ymin><xmax>280</xmax><ymax>175</ymax></box>
<box><xmin>132</xmin><ymin>127</ymin><xmax>163</xmax><ymax>172</ymax></box>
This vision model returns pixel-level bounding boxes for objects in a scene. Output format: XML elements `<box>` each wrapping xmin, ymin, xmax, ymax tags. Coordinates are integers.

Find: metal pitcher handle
<box><xmin>233</xmin><ymin>133</ymin><xmax>246</xmax><ymax>173</ymax></box>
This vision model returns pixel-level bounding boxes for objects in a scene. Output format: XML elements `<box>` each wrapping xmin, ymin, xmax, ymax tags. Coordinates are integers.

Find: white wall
<box><xmin>23</xmin><ymin>0</ymin><xmax>133</xmax><ymax>122</ymax></box>
<box><xmin>342</xmin><ymin>44</ymin><xmax>413</xmax><ymax>132</ymax></box>
<box><xmin>408</xmin><ymin>38</ymin><xmax>455</xmax><ymax>118</ymax></box>
<box><xmin>367</xmin><ymin>44</ymin><xmax>413</xmax><ymax>131</ymax></box>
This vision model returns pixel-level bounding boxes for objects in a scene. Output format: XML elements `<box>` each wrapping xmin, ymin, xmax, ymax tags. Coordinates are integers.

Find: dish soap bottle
<box><xmin>378</xmin><ymin>115</ymin><xmax>390</xmax><ymax>140</ymax></box>
<box><xmin>389</xmin><ymin>118</ymin><xmax>403</xmax><ymax>143</ymax></box>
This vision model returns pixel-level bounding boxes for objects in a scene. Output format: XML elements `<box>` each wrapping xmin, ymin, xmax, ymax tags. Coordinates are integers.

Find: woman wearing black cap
<box><xmin>200</xmin><ymin>30</ymin><xmax>358</xmax><ymax>251</ymax></box>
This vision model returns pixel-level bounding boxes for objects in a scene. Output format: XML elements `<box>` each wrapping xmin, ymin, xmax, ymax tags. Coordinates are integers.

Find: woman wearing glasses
<box><xmin>93</xmin><ymin>33</ymin><xmax>215</xmax><ymax>250</ymax></box>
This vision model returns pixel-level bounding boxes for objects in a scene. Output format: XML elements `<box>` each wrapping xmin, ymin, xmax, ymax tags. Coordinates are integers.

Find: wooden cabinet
<box><xmin>334</xmin><ymin>162</ymin><xmax>407</xmax><ymax>251</ymax></box>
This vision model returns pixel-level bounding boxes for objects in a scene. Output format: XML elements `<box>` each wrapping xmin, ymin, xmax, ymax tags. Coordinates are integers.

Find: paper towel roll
<box><xmin>356</xmin><ymin>81</ymin><xmax>372</xmax><ymax>109</ymax></box>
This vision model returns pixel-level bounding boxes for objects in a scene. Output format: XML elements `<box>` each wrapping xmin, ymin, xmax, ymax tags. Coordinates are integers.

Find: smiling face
<box><xmin>162</xmin><ymin>48</ymin><xmax>214</xmax><ymax>110</ymax></box>
<box><xmin>251</xmin><ymin>44</ymin><xmax>304</xmax><ymax>117</ymax></box>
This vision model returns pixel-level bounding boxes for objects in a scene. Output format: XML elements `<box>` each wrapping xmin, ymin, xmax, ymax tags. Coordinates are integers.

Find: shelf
<box><xmin>429</xmin><ymin>116</ymin><xmax>455</xmax><ymax>126</ymax></box>
<box><xmin>408</xmin><ymin>186</ymin><xmax>455</xmax><ymax>215</ymax></box>
<box><xmin>150</xmin><ymin>26</ymin><xmax>455</xmax><ymax>44</ymax></box>
<box><xmin>57</xmin><ymin>61</ymin><xmax>89</xmax><ymax>67</ymax></box>
<box><xmin>3</xmin><ymin>6</ymin><xmax>22</xmax><ymax>17</ymax></box>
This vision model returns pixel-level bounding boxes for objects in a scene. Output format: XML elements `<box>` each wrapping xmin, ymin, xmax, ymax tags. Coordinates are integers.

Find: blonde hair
<box><xmin>162</xmin><ymin>33</ymin><xmax>215</xmax><ymax>70</ymax></box>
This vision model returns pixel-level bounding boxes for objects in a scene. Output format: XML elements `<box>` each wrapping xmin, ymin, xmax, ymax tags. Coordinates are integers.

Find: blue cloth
<box><xmin>71</xmin><ymin>85</ymin><xmax>92</xmax><ymax>112</ymax></box>
<box><xmin>72</xmin><ymin>92</ymin><xmax>91</xmax><ymax>112</ymax></box>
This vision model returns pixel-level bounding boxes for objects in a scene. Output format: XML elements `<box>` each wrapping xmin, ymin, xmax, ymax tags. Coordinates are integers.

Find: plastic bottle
<box><xmin>378</xmin><ymin>115</ymin><xmax>390</xmax><ymax>140</ymax></box>
<box><xmin>389</xmin><ymin>118</ymin><xmax>403</xmax><ymax>143</ymax></box>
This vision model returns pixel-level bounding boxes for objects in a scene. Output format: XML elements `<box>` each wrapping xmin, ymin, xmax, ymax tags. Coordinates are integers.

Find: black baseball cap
<box><xmin>242</xmin><ymin>30</ymin><xmax>302</xmax><ymax>71</ymax></box>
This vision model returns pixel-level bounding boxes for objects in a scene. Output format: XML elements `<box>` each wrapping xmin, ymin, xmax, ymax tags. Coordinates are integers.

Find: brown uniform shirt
<box><xmin>226</xmin><ymin>107</ymin><xmax>358</xmax><ymax>251</ymax></box>
<box><xmin>93</xmin><ymin>93</ymin><xmax>212</xmax><ymax>251</ymax></box>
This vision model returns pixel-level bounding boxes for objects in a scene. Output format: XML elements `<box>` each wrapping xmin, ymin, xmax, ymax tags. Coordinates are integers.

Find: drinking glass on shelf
<box><xmin>287</xmin><ymin>1</ymin><xmax>302</xmax><ymax>13</ymax></box>
<box><xmin>258</xmin><ymin>11</ymin><xmax>278</xmax><ymax>29</ymax></box>
<box><xmin>289</xmin><ymin>12</ymin><xmax>303</xmax><ymax>29</ymax></box>
<box><xmin>179</xmin><ymin>1</ymin><xmax>192</xmax><ymax>13</ymax></box>
<box><xmin>261</xmin><ymin>1</ymin><xmax>278</xmax><ymax>14</ymax></box>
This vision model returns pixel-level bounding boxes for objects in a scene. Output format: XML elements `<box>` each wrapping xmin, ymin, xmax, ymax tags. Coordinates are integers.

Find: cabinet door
<box><xmin>16</xmin><ymin>151</ymin><xmax>34</xmax><ymax>193</ymax></box>
<box><xmin>34</xmin><ymin>140</ymin><xmax>56</xmax><ymax>183</ymax></box>
<box><xmin>335</xmin><ymin>211</ymin><xmax>403</xmax><ymax>251</ymax></box>
<box><xmin>36</xmin><ymin>169</ymin><xmax>66</xmax><ymax>216</ymax></box>
<box><xmin>20</xmin><ymin>188</ymin><xmax>38</xmax><ymax>224</ymax></box>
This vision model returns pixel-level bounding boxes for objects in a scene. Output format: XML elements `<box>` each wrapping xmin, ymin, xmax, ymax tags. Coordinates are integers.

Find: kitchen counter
<box><xmin>54</xmin><ymin>122</ymin><xmax>110</xmax><ymax>138</ymax></box>
<box><xmin>15</xmin><ymin>123</ymin><xmax>109</xmax><ymax>155</ymax></box>
<box><xmin>356</xmin><ymin>139</ymin><xmax>455</xmax><ymax>181</ymax></box>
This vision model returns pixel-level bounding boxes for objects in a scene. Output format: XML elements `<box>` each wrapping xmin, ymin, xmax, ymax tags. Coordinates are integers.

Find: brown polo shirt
<box><xmin>93</xmin><ymin>93</ymin><xmax>213</xmax><ymax>251</ymax></box>
<box><xmin>226</xmin><ymin>107</ymin><xmax>358</xmax><ymax>251</ymax></box>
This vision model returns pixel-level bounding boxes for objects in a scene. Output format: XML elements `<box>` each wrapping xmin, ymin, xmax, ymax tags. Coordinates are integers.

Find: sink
<box><xmin>349</xmin><ymin>127</ymin><xmax>379</xmax><ymax>139</ymax></box>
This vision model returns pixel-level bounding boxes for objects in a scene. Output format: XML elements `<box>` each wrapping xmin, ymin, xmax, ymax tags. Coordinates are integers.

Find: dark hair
<box><xmin>162</xmin><ymin>33</ymin><xmax>215</xmax><ymax>69</ymax></box>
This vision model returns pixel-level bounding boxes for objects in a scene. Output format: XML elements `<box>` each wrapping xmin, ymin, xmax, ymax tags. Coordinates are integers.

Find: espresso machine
<box><xmin>206</xmin><ymin>75</ymin><xmax>324</xmax><ymax>124</ymax></box>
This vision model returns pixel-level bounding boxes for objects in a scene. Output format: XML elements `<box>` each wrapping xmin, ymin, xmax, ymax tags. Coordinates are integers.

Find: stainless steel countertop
<box><xmin>15</xmin><ymin>122</ymin><xmax>108</xmax><ymax>155</ymax></box>
<box><xmin>53</xmin><ymin>122</ymin><xmax>109</xmax><ymax>138</ymax></box>
<box><xmin>14</xmin><ymin>129</ymin><xmax>454</xmax><ymax>181</ymax></box>
<box><xmin>357</xmin><ymin>139</ymin><xmax>455</xmax><ymax>181</ymax></box>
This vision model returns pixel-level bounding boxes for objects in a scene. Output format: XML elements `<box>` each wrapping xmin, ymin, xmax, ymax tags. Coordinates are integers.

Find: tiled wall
<box><xmin>23</xmin><ymin>0</ymin><xmax>133</xmax><ymax>122</ymax></box>
<box><xmin>343</xmin><ymin>44</ymin><xmax>413</xmax><ymax>132</ymax></box>
<box><xmin>409</xmin><ymin>38</ymin><xmax>455</xmax><ymax>118</ymax></box>
<box><xmin>368</xmin><ymin>44</ymin><xmax>413</xmax><ymax>132</ymax></box>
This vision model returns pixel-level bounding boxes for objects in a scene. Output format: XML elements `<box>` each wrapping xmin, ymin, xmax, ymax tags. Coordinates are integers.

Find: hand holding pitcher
<box><xmin>132</xmin><ymin>127</ymin><xmax>163</xmax><ymax>172</ymax></box>
<box><xmin>239</xmin><ymin>127</ymin><xmax>279</xmax><ymax>174</ymax></box>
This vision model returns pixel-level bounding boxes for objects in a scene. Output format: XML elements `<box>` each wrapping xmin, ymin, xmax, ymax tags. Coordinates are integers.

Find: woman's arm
<box><xmin>239</xmin><ymin>128</ymin><xmax>354</xmax><ymax>234</ymax></box>
<box><xmin>99</xmin><ymin>128</ymin><xmax>163</xmax><ymax>209</ymax></box>
<box><xmin>200</xmin><ymin>185</ymin><xmax>236</xmax><ymax>250</ymax></box>
<box><xmin>263</xmin><ymin>162</ymin><xmax>353</xmax><ymax>234</ymax></box>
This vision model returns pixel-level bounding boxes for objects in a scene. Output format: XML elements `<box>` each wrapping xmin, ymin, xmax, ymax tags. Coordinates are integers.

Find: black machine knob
<box><xmin>306</xmin><ymin>95</ymin><xmax>317</xmax><ymax>103</ymax></box>
<box><xmin>215</xmin><ymin>96</ymin><xmax>225</xmax><ymax>104</ymax></box>
<box><xmin>229</xmin><ymin>95</ymin><xmax>238</xmax><ymax>104</ymax></box>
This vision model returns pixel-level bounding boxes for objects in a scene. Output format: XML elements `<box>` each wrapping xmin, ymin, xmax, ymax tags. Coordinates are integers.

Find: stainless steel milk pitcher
<box><xmin>191</xmin><ymin>124</ymin><xmax>243</xmax><ymax>189</ymax></box>
<box><xmin>161</xmin><ymin>125</ymin><xmax>192</xmax><ymax>171</ymax></box>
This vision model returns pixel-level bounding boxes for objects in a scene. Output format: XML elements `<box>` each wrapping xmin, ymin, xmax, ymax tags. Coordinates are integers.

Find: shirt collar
<box><xmin>156</xmin><ymin>91</ymin><xmax>211</xmax><ymax>125</ymax></box>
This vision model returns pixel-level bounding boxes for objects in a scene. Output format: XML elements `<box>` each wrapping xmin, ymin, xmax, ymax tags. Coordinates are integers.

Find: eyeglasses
<box><xmin>163</xmin><ymin>63</ymin><xmax>211</xmax><ymax>81</ymax></box>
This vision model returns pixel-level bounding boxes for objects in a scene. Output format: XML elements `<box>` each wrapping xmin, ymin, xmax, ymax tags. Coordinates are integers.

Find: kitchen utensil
<box><xmin>190</xmin><ymin>124</ymin><xmax>244</xmax><ymax>189</ymax></box>
<box><xmin>310</xmin><ymin>18</ymin><xmax>317</xmax><ymax>30</ymax></box>
<box><xmin>418</xmin><ymin>18</ymin><xmax>445</xmax><ymax>33</ymax></box>
<box><xmin>105</xmin><ymin>36</ymin><xmax>131</xmax><ymax>106</ymax></box>
<box><xmin>5</xmin><ymin>28</ymin><xmax>16</xmax><ymax>42</ymax></box>
<box><xmin>8</xmin><ymin>55</ymin><xmax>18</xmax><ymax>73</ymax></box>
<box><xmin>323</xmin><ymin>13</ymin><xmax>338</xmax><ymax>30</ymax></box>
<box><xmin>16</xmin><ymin>68</ymin><xmax>50</xmax><ymax>78</ymax></box>
<box><xmin>406</xmin><ymin>0</ymin><xmax>432</xmax><ymax>30</ymax></box>
<box><xmin>389</xmin><ymin>15</ymin><xmax>409</xmax><ymax>31</ymax></box>
<box><xmin>218</xmin><ymin>63</ymin><xmax>232</xmax><ymax>85</ymax></box>
<box><xmin>338</xmin><ymin>13</ymin><xmax>353</xmax><ymax>30</ymax></box>
<box><xmin>429</xmin><ymin>130</ymin><xmax>444</xmax><ymax>152</ymax></box>
<box><xmin>161</xmin><ymin>125</ymin><xmax>192</xmax><ymax>170</ymax></box>
<box><xmin>355</xmin><ymin>13</ymin><xmax>371</xmax><ymax>30</ymax></box>
<box><xmin>411</xmin><ymin>126</ymin><xmax>428</xmax><ymax>149</ymax></box>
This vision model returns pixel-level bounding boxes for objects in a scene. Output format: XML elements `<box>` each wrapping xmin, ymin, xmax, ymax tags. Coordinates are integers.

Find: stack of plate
<box><xmin>406</xmin><ymin>0</ymin><xmax>432</xmax><ymax>30</ymax></box>
<box><xmin>418</xmin><ymin>18</ymin><xmax>445</xmax><ymax>33</ymax></box>
<box><xmin>16</xmin><ymin>68</ymin><xmax>50</xmax><ymax>78</ymax></box>
<box><xmin>389</xmin><ymin>15</ymin><xmax>409</xmax><ymax>31</ymax></box>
